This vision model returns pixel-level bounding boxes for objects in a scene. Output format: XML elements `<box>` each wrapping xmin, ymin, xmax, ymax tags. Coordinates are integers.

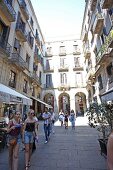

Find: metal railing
<box><xmin>1</xmin><ymin>0</ymin><xmax>16</xmax><ymax>20</ymax></box>
<box><xmin>0</xmin><ymin>36</ymin><xmax>12</xmax><ymax>56</ymax></box>
<box><xmin>11</xmin><ymin>53</ymin><xmax>27</xmax><ymax>69</ymax></box>
<box><xmin>16</xmin><ymin>23</ymin><xmax>27</xmax><ymax>39</ymax></box>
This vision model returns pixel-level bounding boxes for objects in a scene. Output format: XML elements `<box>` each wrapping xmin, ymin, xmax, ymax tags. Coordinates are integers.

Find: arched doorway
<box><xmin>44</xmin><ymin>93</ymin><xmax>54</xmax><ymax>109</ymax></box>
<box><xmin>75</xmin><ymin>92</ymin><xmax>86</xmax><ymax>117</ymax></box>
<box><xmin>59</xmin><ymin>93</ymin><xmax>70</xmax><ymax>113</ymax></box>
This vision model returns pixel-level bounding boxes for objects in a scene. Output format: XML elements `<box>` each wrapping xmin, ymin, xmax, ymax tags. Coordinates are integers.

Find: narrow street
<box><xmin>0</xmin><ymin>117</ymin><xmax>107</xmax><ymax>170</ymax></box>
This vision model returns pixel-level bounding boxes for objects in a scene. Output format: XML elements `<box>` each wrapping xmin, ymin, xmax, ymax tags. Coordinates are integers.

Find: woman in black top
<box><xmin>22</xmin><ymin>109</ymin><xmax>38</xmax><ymax>170</ymax></box>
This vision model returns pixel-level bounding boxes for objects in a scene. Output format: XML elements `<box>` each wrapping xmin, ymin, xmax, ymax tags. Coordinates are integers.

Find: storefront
<box><xmin>0</xmin><ymin>83</ymin><xmax>32</xmax><ymax>118</ymax></box>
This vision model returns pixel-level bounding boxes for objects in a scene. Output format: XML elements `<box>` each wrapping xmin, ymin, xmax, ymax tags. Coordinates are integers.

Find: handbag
<box><xmin>9</xmin><ymin>138</ymin><xmax>17</xmax><ymax>146</ymax></box>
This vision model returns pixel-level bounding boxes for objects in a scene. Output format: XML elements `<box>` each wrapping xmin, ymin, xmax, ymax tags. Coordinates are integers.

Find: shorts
<box><xmin>8</xmin><ymin>134</ymin><xmax>21</xmax><ymax>145</ymax></box>
<box><xmin>24</xmin><ymin>131</ymin><xmax>34</xmax><ymax>144</ymax></box>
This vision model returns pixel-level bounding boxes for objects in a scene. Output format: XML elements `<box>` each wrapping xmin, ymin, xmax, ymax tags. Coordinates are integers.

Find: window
<box><xmin>14</xmin><ymin>38</ymin><xmax>21</xmax><ymax>53</ymax></box>
<box><xmin>9</xmin><ymin>70</ymin><xmax>16</xmax><ymax>88</ymax></box>
<box><xmin>47</xmin><ymin>47</ymin><xmax>52</xmax><ymax>55</ymax></box>
<box><xmin>98</xmin><ymin>75</ymin><xmax>103</xmax><ymax>90</ymax></box>
<box><xmin>28</xmin><ymin>32</ymin><xmax>34</xmax><ymax>48</ymax></box>
<box><xmin>30</xmin><ymin>17</ymin><xmax>34</xmax><ymax>29</ymax></box>
<box><xmin>106</xmin><ymin>63</ymin><xmax>113</xmax><ymax>83</ymax></box>
<box><xmin>100</xmin><ymin>34</ymin><xmax>105</xmax><ymax>45</ymax></box>
<box><xmin>26</xmin><ymin>54</ymin><xmax>30</xmax><ymax>69</ymax></box>
<box><xmin>39</xmin><ymin>71</ymin><xmax>42</xmax><ymax>84</ymax></box>
<box><xmin>74</xmin><ymin>57</ymin><xmax>80</xmax><ymax>67</ymax></box>
<box><xmin>94</xmin><ymin>46</ymin><xmax>98</xmax><ymax>56</ymax></box>
<box><xmin>46</xmin><ymin>74</ymin><xmax>52</xmax><ymax>87</ymax></box>
<box><xmin>60</xmin><ymin>58</ymin><xmax>66</xmax><ymax>67</ymax></box>
<box><xmin>23</xmin><ymin>79</ymin><xmax>27</xmax><ymax>93</ymax></box>
<box><xmin>73</xmin><ymin>45</ymin><xmax>78</xmax><ymax>52</ymax></box>
<box><xmin>60</xmin><ymin>73</ymin><xmax>67</xmax><ymax>85</ymax></box>
<box><xmin>46</xmin><ymin>59</ymin><xmax>53</xmax><ymax>70</ymax></box>
<box><xmin>59</xmin><ymin>46</ymin><xmax>66</xmax><ymax>54</ymax></box>
<box><xmin>75</xmin><ymin>72</ymin><xmax>83</xmax><ymax>86</ymax></box>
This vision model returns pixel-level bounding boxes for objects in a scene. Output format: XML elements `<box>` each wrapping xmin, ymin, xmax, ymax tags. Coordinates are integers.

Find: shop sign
<box><xmin>10</xmin><ymin>95</ymin><xmax>22</xmax><ymax>103</ymax></box>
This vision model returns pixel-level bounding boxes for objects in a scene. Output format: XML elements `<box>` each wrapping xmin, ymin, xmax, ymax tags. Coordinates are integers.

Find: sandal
<box><xmin>28</xmin><ymin>161</ymin><xmax>31</xmax><ymax>167</ymax></box>
<box><xmin>25</xmin><ymin>165</ymin><xmax>29</xmax><ymax>170</ymax></box>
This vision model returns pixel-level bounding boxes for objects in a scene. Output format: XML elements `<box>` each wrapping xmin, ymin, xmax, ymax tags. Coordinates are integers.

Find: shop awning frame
<box><xmin>0</xmin><ymin>83</ymin><xmax>32</xmax><ymax>105</ymax></box>
<box><xmin>101</xmin><ymin>87</ymin><xmax>113</xmax><ymax>102</ymax></box>
<box><xmin>31</xmin><ymin>96</ymin><xmax>53</xmax><ymax>108</ymax></box>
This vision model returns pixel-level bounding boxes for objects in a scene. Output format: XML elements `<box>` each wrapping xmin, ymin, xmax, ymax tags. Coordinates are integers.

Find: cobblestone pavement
<box><xmin>0</xmin><ymin>117</ymin><xmax>107</xmax><ymax>170</ymax></box>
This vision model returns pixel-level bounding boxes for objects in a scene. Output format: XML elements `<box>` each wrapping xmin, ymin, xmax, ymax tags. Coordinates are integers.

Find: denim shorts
<box><xmin>8</xmin><ymin>134</ymin><xmax>21</xmax><ymax>145</ymax></box>
<box><xmin>24</xmin><ymin>131</ymin><xmax>34</xmax><ymax>144</ymax></box>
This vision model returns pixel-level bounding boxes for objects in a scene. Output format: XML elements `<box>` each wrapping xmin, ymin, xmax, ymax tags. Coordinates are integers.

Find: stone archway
<box><xmin>75</xmin><ymin>92</ymin><xmax>86</xmax><ymax>117</ymax></box>
<box><xmin>58</xmin><ymin>93</ymin><xmax>70</xmax><ymax>113</ymax></box>
<box><xmin>44</xmin><ymin>93</ymin><xmax>54</xmax><ymax>109</ymax></box>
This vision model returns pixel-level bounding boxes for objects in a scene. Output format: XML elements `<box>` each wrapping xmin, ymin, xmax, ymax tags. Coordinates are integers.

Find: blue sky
<box><xmin>31</xmin><ymin>0</ymin><xmax>85</xmax><ymax>41</ymax></box>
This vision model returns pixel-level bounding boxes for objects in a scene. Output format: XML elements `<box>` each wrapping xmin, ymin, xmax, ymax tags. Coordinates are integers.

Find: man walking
<box><xmin>42</xmin><ymin>107</ymin><xmax>51</xmax><ymax>144</ymax></box>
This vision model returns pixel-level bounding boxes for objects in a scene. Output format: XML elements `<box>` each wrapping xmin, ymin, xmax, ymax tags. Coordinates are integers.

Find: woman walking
<box><xmin>64</xmin><ymin>112</ymin><xmax>68</xmax><ymax>129</ymax></box>
<box><xmin>70</xmin><ymin>110</ymin><xmax>76</xmax><ymax>129</ymax></box>
<box><xmin>7</xmin><ymin>111</ymin><xmax>22</xmax><ymax>170</ymax></box>
<box><xmin>22</xmin><ymin>109</ymin><xmax>38</xmax><ymax>170</ymax></box>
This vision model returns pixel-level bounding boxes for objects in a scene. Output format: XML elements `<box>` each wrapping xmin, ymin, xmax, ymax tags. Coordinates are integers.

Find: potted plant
<box><xmin>86</xmin><ymin>102</ymin><xmax>113</xmax><ymax>156</ymax></box>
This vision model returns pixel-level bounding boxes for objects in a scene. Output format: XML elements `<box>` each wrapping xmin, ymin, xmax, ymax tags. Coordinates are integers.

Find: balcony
<box><xmin>93</xmin><ymin>13</ymin><xmax>104</xmax><ymax>34</ymax></box>
<box><xmin>59</xmin><ymin>51</ymin><xmax>66</xmax><ymax>56</ymax></box>
<box><xmin>16</xmin><ymin>23</ymin><xmax>27</xmax><ymax>42</ymax></box>
<box><xmin>19</xmin><ymin>0</ymin><xmax>29</xmax><ymax>20</ymax></box>
<box><xmin>58</xmin><ymin>65</ymin><xmax>69</xmax><ymax>72</ymax></box>
<box><xmin>96</xmin><ymin>44</ymin><xmax>110</xmax><ymax>65</ymax></box>
<box><xmin>84</xmin><ymin>47</ymin><xmax>91</xmax><ymax>59</ymax></box>
<box><xmin>101</xmin><ymin>0</ymin><xmax>113</xmax><ymax>9</ymax></box>
<box><xmin>44</xmin><ymin>84</ymin><xmax>54</xmax><ymax>89</ymax></box>
<box><xmin>82</xmin><ymin>29</ymin><xmax>88</xmax><ymax>42</ymax></box>
<box><xmin>0</xmin><ymin>0</ymin><xmax>16</xmax><ymax>22</ymax></box>
<box><xmin>45</xmin><ymin>52</ymin><xmax>53</xmax><ymax>57</ymax></box>
<box><xmin>90</xmin><ymin>0</ymin><xmax>97</xmax><ymax>11</ymax></box>
<box><xmin>73</xmin><ymin>49</ymin><xmax>81</xmax><ymax>55</ymax></box>
<box><xmin>9</xmin><ymin>53</ymin><xmax>27</xmax><ymax>70</ymax></box>
<box><xmin>75</xmin><ymin>82</ymin><xmax>85</xmax><ymax>88</ymax></box>
<box><xmin>58</xmin><ymin>84</ymin><xmax>70</xmax><ymax>91</ymax></box>
<box><xmin>44</xmin><ymin>67</ymin><xmax>54</xmax><ymax>73</ymax></box>
<box><xmin>96</xmin><ymin>29</ymin><xmax>113</xmax><ymax>65</ymax></box>
<box><xmin>30</xmin><ymin>72</ymin><xmax>41</xmax><ymax>86</ymax></box>
<box><xmin>0</xmin><ymin>36</ymin><xmax>12</xmax><ymax>58</ymax></box>
<box><xmin>34</xmin><ymin>52</ymin><xmax>40</xmax><ymax>62</ymax></box>
<box><xmin>73</xmin><ymin>65</ymin><xmax>83</xmax><ymax>71</ymax></box>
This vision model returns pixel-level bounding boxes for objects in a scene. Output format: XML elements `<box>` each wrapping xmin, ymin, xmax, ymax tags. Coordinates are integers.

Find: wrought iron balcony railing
<box><xmin>19</xmin><ymin>0</ymin><xmax>29</xmax><ymax>20</ymax></box>
<box><xmin>9</xmin><ymin>53</ymin><xmax>27</xmax><ymax>70</ymax></box>
<box><xmin>101</xmin><ymin>0</ymin><xmax>113</xmax><ymax>9</ymax></box>
<box><xmin>93</xmin><ymin>13</ymin><xmax>104</xmax><ymax>34</ymax></box>
<box><xmin>0</xmin><ymin>0</ymin><xmax>16</xmax><ymax>22</ymax></box>
<box><xmin>0</xmin><ymin>36</ymin><xmax>12</xmax><ymax>57</ymax></box>
<box><xmin>16</xmin><ymin>23</ymin><xmax>27</xmax><ymax>42</ymax></box>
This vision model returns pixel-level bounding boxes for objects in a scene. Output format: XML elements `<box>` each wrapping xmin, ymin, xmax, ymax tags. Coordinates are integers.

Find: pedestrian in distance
<box><xmin>69</xmin><ymin>109</ymin><xmax>76</xmax><ymax>129</ymax></box>
<box><xmin>42</xmin><ymin>107</ymin><xmax>51</xmax><ymax>144</ymax></box>
<box><xmin>59</xmin><ymin>109</ymin><xmax>64</xmax><ymax>127</ymax></box>
<box><xmin>50</xmin><ymin>108</ymin><xmax>55</xmax><ymax>134</ymax></box>
<box><xmin>64</xmin><ymin>112</ymin><xmax>68</xmax><ymax>129</ymax></box>
<box><xmin>7</xmin><ymin>111</ymin><xmax>22</xmax><ymax>170</ymax></box>
<box><xmin>22</xmin><ymin>109</ymin><xmax>38</xmax><ymax>170</ymax></box>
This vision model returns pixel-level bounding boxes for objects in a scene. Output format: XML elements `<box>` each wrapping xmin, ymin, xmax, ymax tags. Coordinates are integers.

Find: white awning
<box><xmin>31</xmin><ymin>96</ymin><xmax>53</xmax><ymax>108</ymax></box>
<box><xmin>101</xmin><ymin>87</ymin><xmax>113</xmax><ymax>102</ymax></box>
<box><xmin>0</xmin><ymin>83</ymin><xmax>32</xmax><ymax>105</ymax></box>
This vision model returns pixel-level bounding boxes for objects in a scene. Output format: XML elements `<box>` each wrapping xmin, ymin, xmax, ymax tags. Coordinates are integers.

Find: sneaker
<box><xmin>44</xmin><ymin>141</ymin><xmax>48</xmax><ymax>144</ymax></box>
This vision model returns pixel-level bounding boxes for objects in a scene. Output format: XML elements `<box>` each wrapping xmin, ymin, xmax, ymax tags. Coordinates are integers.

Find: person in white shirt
<box><xmin>42</xmin><ymin>107</ymin><xmax>51</xmax><ymax>144</ymax></box>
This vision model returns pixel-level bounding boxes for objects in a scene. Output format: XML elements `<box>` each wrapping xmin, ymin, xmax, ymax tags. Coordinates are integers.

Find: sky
<box><xmin>31</xmin><ymin>0</ymin><xmax>86</xmax><ymax>41</ymax></box>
